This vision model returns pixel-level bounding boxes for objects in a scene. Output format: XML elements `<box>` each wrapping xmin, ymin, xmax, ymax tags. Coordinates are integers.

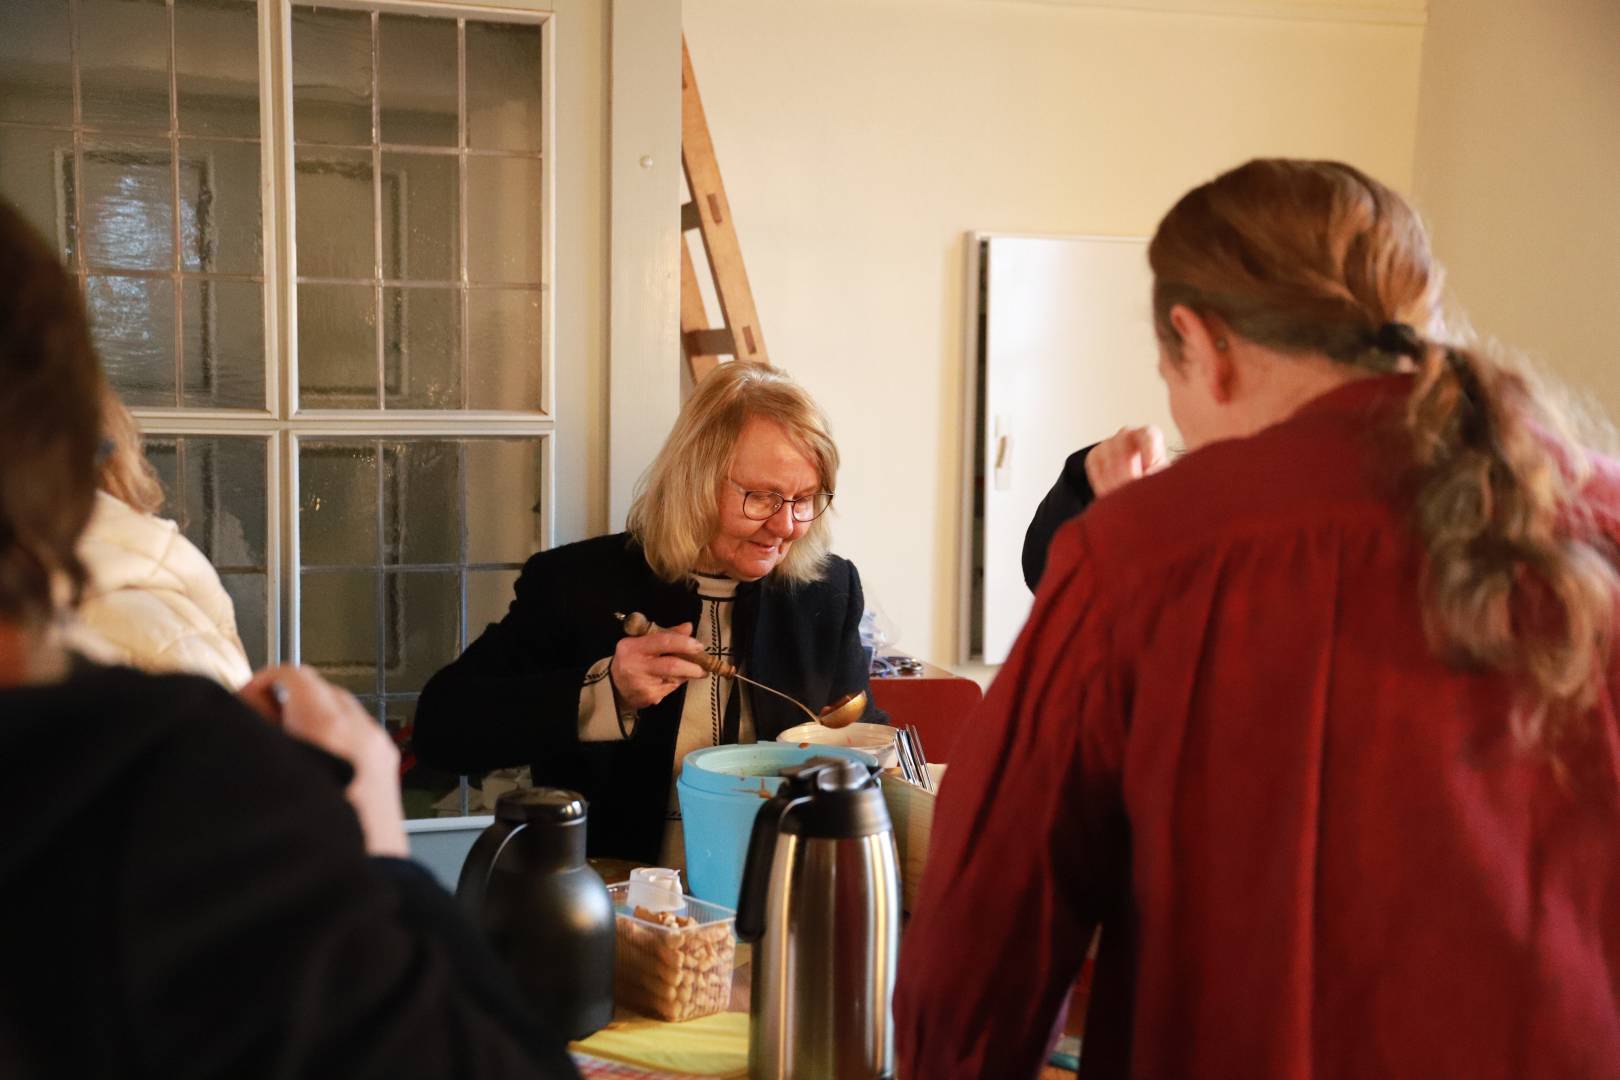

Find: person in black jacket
<box><xmin>1021</xmin><ymin>425</ymin><xmax>1171</xmax><ymax>591</ymax></box>
<box><xmin>0</xmin><ymin>198</ymin><xmax>577</xmax><ymax>1080</ymax></box>
<box><xmin>415</xmin><ymin>363</ymin><xmax>881</xmax><ymax>866</ymax></box>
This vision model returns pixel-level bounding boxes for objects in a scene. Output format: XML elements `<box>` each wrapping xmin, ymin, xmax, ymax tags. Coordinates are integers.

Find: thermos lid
<box><xmin>779</xmin><ymin>757</ymin><xmax>891</xmax><ymax>839</ymax></box>
<box><xmin>495</xmin><ymin>787</ymin><xmax>588</xmax><ymax>825</ymax></box>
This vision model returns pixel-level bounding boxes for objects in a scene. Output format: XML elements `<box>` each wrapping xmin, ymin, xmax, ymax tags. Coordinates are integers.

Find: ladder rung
<box><xmin>680</xmin><ymin>200</ymin><xmax>700</xmax><ymax>233</ymax></box>
<box><xmin>684</xmin><ymin>328</ymin><xmax>735</xmax><ymax>357</ymax></box>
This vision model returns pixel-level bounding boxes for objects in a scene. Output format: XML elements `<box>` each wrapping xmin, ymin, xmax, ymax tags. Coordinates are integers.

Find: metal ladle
<box><xmin>617</xmin><ymin>611</ymin><xmax>867</xmax><ymax>729</ymax></box>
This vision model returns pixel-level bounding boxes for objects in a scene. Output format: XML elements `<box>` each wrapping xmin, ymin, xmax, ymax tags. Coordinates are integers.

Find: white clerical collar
<box><xmin>689</xmin><ymin>570</ymin><xmax>739</xmax><ymax>601</ymax></box>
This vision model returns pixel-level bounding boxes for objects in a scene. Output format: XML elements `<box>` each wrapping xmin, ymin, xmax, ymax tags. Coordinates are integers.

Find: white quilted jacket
<box><xmin>61</xmin><ymin>492</ymin><xmax>254</xmax><ymax>689</ymax></box>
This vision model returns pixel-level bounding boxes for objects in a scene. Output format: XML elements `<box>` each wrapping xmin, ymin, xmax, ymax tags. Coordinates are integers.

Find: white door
<box><xmin>977</xmin><ymin>235</ymin><xmax>1175</xmax><ymax>664</ymax></box>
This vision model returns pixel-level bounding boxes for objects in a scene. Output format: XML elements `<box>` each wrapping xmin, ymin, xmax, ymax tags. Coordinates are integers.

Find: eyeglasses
<box><xmin>728</xmin><ymin>479</ymin><xmax>834</xmax><ymax>522</ymax></box>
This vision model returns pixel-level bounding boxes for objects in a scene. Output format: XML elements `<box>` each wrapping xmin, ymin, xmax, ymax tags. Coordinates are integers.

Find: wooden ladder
<box><xmin>680</xmin><ymin>34</ymin><xmax>767</xmax><ymax>381</ymax></box>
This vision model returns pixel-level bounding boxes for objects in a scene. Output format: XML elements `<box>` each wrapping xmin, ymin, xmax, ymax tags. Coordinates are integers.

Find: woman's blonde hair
<box><xmin>1149</xmin><ymin>158</ymin><xmax>1618</xmax><ymax>756</ymax></box>
<box><xmin>627</xmin><ymin>362</ymin><xmax>839</xmax><ymax>585</ymax></box>
<box><xmin>98</xmin><ymin>385</ymin><xmax>164</xmax><ymax>515</ymax></box>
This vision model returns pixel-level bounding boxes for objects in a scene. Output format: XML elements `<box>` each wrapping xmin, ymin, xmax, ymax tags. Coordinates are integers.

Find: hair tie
<box><xmin>1371</xmin><ymin>321</ymin><xmax>1424</xmax><ymax>360</ymax></box>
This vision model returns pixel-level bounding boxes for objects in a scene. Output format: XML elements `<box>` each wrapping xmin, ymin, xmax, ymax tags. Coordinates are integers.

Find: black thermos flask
<box><xmin>456</xmin><ymin>788</ymin><xmax>615</xmax><ymax>1039</ymax></box>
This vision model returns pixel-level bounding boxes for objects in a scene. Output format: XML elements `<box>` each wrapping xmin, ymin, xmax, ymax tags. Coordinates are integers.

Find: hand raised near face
<box><xmin>1084</xmin><ymin>425</ymin><xmax>1170</xmax><ymax>497</ymax></box>
<box><xmin>239</xmin><ymin>664</ymin><xmax>408</xmax><ymax>858</ymax></box>
<box><xmin>610</xmin><ymin>622</ymin><xmax>709</xmax><ymax>711</ymax></box>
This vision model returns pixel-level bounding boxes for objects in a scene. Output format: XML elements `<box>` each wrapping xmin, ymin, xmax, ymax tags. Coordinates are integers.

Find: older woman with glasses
<box><xmin>414</xmin><ymin>362</ymin><xmax>880</xmax><ymax>866</ymax></box>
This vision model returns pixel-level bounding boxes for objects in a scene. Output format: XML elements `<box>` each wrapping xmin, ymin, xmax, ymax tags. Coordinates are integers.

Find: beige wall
<box><xmin>1412</xmin><ymin>0</ymin><xmax>1620</xmax><ymax>423</ymax></box>
<box><xmin>682</xmin><ymin>0</ymin><xmax>1425</xmax><ymax>663</ymax></box>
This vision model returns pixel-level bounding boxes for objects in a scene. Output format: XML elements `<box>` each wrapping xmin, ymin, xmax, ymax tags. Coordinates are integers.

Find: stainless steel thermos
<box><xmin>456</xmin><ymin>787</ymin><xmax>614</xmax><ymax>1040</ymax></box>
<box><xmin>736</xmin><ymin>756</ymin><xmax>902</xmax><ymax>1080</ymax></box>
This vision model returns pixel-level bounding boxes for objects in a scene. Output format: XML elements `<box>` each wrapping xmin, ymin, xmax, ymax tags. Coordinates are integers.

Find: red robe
<box><xmin>896</xmin><ymin>376</ymin><xmax>1620</xmax><ymax>1078</ymax></box>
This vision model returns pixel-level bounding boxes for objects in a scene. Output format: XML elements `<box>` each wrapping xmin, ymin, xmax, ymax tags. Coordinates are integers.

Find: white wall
<box><xmin>681</xmin><ymin>0</ymin><xmax>1425</xmax><ymax>663</ymax></box>
<box><xmin>1412</xmin><ymin>0</ymin><xmax>1620</xmax><ymax>423</ymax></box>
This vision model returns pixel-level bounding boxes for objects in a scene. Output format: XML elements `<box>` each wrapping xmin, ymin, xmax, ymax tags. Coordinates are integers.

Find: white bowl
<box><xmin>775</xmin><ymin>721</ymin><xmax>899</xmax><ymax>769</ymax></box>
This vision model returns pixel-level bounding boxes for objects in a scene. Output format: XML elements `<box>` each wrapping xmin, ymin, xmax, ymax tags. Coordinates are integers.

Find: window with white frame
<box><xmin>0</xmin><ymin>0</ymin><xmax>555</xmax><ymax>819</ymax></box>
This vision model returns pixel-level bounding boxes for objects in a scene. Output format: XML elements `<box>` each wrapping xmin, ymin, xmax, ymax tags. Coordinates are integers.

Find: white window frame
<box><xmin>129</xmin><ymin>0</ymin><xmax>571</xmax><ymax>667</ymax></box>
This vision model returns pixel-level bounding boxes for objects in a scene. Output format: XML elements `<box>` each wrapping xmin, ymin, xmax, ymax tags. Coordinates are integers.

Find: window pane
<box><xmin>0</xmin><ymin>125</ymin><xmax>74</xmax><ymax>258</ymax></box>
<box><xmin>300</xmin><ymin>570</ymin><xmax>379</xmax><ymax>692</ymax></box>
<box><xmin>383</xmin><ymin>440</ymin><xmax>460</xmax><ymax>565</ymax></box>
<box><xmin>221</xmin><ymin>572</ymin><xmax>269</xmax><ymax>667</ymax></box>
<box><xmin>0</xmin><ymin>0</ymin><xmax>73</xmax><ymax>126</ymax></box>
<box><xmin>295</xmin><ymin>148</ymin><xmax>374</xmax><ymax>278</ymax></box>
<box><xmin>466</xmin><ymin>289</ymin><xmax>542</xmax><ymax>410</ymax></box>
<box><xmin>299</xmin><ymin>441</ymin><xmax>379</xmax><ymax>566</ymax></box>
<box><xmin>384</xmin><ymin>287</ymin><xmax>461</xmax><ymax>409</ymax></box>
<box><xmin>183</xmin><ymin>278</ymin><xmax>266</xmax><ymax>408</ymax></box>
<box><xmin>89</xmin><ymin>274</ymin><xmax>174</xmax><ymax>406</ymax></box>
<box><xmin>175</xmin><ymin>0</ymin><xmax>261</xmax><ymax>139</ymax></box>
<box><xmin>465</xmin><ymin>441</ymin><xmax>542</xmax><ymax>564</ymax></box>
<box><xmin>292</xmin><ymin>7</ymin><xmax>373</xmax><ymax>146</ymax></box>
<box><xmin>149</xmin><ymin>434</ymin><xmax>268</xmax><ymax>569</ymax></box>
<box><xmin>298</xmin><ymin>283</ymin><xmax>377</xmax><ymax>407</ymax></box>
<box><xmin>80</xmin><ymin>138</ymin><xmax>175</xmax><ymax>271</ymax></box>
<box><xmin>383</xmin><ymin>570</ymin><xmax>459</xmax><ymax>693</ymax></box>
<box><xmin>465</xmin><ymin>21</ymin><xmax>542</xmax><ymax>153</ymax></box>
<box><xmin>382</xmin><ymin>151</ymin><xmax>457</xmax><ymax>281</ymax></box>
<box><xmin>180</xmin><ymin>138</ymin><xmax>263</xmax><ymax>276</ymax></box>
<box><xmin>467</xmin><ymin>568</ymin><xmax>520</xmax><ymax>635</ymax></box>
<box><xmin>465</xmin><ymin>156</ymin><xmax>541</xmax><ymax>283</ymax></box>
<box><xmin>379</xmin><ymin>13</ymin><xmax>457</xmax><ymax>148</ymax></box>
<box><xmin>80</xmin><ymin>0</ymin><xmax>171</xmax><ymax>134</ymax></box>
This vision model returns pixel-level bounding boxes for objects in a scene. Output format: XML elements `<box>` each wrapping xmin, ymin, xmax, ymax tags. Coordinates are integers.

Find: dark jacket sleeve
<box><xmin>1022</xmin><ymin>446</ymin><xmax>1098</xmax><ymax>592</ymax></box>
<box><xmin>413</xmin><ymin>548</ymin><xmax>598</xmax><ymax>774</ymax></box>
<box><xmin>122</xmin><ymin>692</ymin><xmax>580</xmax><ymax>1079</ymax></box>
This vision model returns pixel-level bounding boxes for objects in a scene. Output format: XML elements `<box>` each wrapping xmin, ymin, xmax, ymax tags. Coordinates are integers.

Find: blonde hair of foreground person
<box><xmin>627</xmin><ymin>361</ymin><xmax>840</xmax><ymax>585</ymax></box>
<box><xmin>1150</xmin><ymin>158</ymin><xmax>1617</xmax><ymax>757</ymax></box>
<box><xmin>97</xmin><ymin>383</ymin><xmax>164</xmax><ymax>515</ymax></box>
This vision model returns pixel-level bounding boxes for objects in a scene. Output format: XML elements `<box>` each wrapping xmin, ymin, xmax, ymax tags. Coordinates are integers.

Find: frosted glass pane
<box><xmin>380</xmin><ymin>14</ymin><xmax>457</xmax><ymax>148</ymax></box>
<box><xmin>465</xmin><ymin>156</ymin><xmax>541</xmax><ymax>283</ymax></box>
<box><xmin>161</xmin><ymin>436</ymin><xmax>267</xmax><ymax>569</ymax></box>
<box><xmin>180</xmin><ymin>138</ymin><xmax>262</xmax><ymax>275</ymax></box>
<box><xmin>298</xmin><ymin>283</ymin><xmax>377</xmax><ymax>407</ymax></box>
<box><xmin>465</xmin><ymin>21</ymin><xmax>542</xmax><ymax>153</ymax></box>
<box><xmin>299</xmin><ymin>441</ymin><xmax>379</xmax><ymax>565</ymax></box>
<box><xmin>88</xmin><ymin>275</ymin><xmax>174</xmax><ymax>406</ymax></box>
<box><xmin>145</xmin><ymin>441</ymin><xmax>177</xmax><ymax>503</ymax></box>
<box><xmin>383</xmin><ymin>571</ymin><xmax>459</xmax><ymax>693</ymax></box>
<box><xmin>175</xmin><ymin>0</ymin><xmax>260</xmax><ymax>138</ymax></box>
<box><xmin>383</xmin><ymin>440</ymin><xmax>460</xmax><ymax>566</ymax></box>
<box><xmin>295</xmin><ymin>148</ymin><xmax>374</xmax><ymax>279</ymax></box>
<box><xmin>0</xmin><ymin>125</ymin><xmax>74</xmax><ymax>259</ymax></box>
<box><xmin>0</xmin><ymin>1</ymin><xmax>73</xmax><ymax>126</ymax></box>
<box><xmin>466</xmin><ymin>288</ymin><xmax>542</xmax><ymax>410</ymax></box>
<box><xmin>301</xmin><ymin>570</ymin><xmax>378</xmax><ymax>692</ymax></box>
<box><xmin>382</xmin><ymin>152</ymin><xmax>457</xmax><ymax>282</ymax></box>
<box><xmin>467</xmin><ymin>568</ymin><xmax>521</xmax><ymax>636</ymax></box>
<box><xmin>465</xmin><ymin>441</ymin><xmax>542</xmax><ymax>564</ymax></box>
<box><xmin>80</xmin><ymin>138</ymin><xmax>175</xmax><ymax>270</ymax></box>
<box><xmin>182</xmin><ymin>278</ymin><xmax>265</xmax><ymax>409</ymax></box>
<box><xmin>292</xmin><ymin>7</ymin><xmax>373</xmax><ymax>146</ymax></box>
<box><xmin>384</xmin><ymin>287</ymin><xmax>461</xmax><ymax>409</ymax></box>
<box><xmin>220</xmin><ymin>573</ymin><xmax>268</xmax><ymax>667</ymax></box>
<box><xmin>80</xmin><ymin>0</ymin><xmax>170</xmax><ymax>134</ymax></box>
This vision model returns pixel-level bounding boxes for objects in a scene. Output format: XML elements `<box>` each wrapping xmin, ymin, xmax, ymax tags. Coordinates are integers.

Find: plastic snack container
<box><xmin>608</xmin><ymin>882</ymin><xmax>736</xmax><ymax>1021</ymax></box>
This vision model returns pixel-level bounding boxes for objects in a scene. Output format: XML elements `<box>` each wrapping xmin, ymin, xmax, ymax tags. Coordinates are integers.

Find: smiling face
<box><xmin>699</xmin><ymin>417</ymin><xmax>821</xmax><ymax>581</ymax></box>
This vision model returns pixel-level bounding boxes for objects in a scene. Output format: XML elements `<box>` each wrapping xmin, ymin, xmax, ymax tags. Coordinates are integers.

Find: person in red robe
<box><xmin>895</xmin><ymin>158</ymin><xmax>1620</xmax><ymax>1078</ymax></box>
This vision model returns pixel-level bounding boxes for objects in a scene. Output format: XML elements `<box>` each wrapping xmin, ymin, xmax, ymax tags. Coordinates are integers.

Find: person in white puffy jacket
<box><xmin>58</xmin><ymin>389</ymin><xmax>253</xmax><ymax>689</ymax></box>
